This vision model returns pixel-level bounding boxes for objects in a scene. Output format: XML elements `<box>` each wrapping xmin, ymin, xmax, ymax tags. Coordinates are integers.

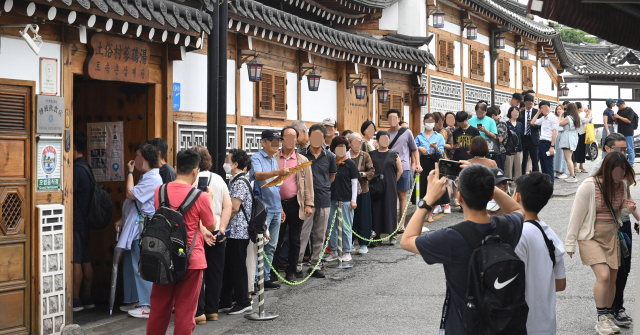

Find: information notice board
<box><xmin>37</xmin><ymin>139</ymin><xmax>63</xmax><ymax>191</ymax></box>
<box><xmin>87</xmin><ymin>122</ymin><xmax>125</xmax><ymax>182</ymax></box>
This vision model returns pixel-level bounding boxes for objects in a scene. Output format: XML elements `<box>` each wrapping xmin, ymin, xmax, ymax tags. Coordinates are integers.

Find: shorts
<box><xmin>73</xmin><ymin>230</ymin><xmax>91</xmax><ymax>264</ymax></box>
<box><xmin>397</xmin><ymin>170</ymin><xmax>411</xmax><ymax>191</ymax></box>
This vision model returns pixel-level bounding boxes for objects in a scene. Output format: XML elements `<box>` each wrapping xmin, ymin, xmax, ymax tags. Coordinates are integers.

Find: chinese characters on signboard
<box><xmin>85</xmin><ymin>34</ymin><xmax>151</xmax><ymax>84</ymax></box>
<box><xmin>87</xmin><ymin>122</ymin><xmax>125</xmax><ymax>182</ymax></box>
<box><xmin>36</xmin><ymin>95</ymin><xmax>65</xmax><ymax>134</ymax></box>
<box><xmin>40</xmin><ymin>57</ymin><xmax>58</xmax><ymax>95</ymax></box>
<box><xmin>37</xmin><ymin>140</ymin><xmax>62</xmax><ymax>191</ymax></box>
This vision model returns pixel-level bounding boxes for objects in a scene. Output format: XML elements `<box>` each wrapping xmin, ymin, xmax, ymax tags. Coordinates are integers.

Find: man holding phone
<box><xmin>468</xmin><ymin>103</ymin><xmax>498</xmax><ymax>142</ymax></box>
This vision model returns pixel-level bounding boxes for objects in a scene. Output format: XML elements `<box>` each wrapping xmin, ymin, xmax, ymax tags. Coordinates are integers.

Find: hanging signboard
<box><xmin>40</xmin><ymin>57</ymin><xmax>58</xmax><ymax>95</ymax></box>
<box><xmin>37</xmin><ymin>139</ymin><xmax>62</xmax><ymax>191</ymax></box>
<box><xmin>85</xmin><ymin>34</ymin><xmax>151</xmax><ymax>84</ymax></box>
<box><xmin>87</xmin><ymin>122</ymin><xmax>125</xmax><ymax>182</ymax></box>
<box><xmin>36</xmin><ymin>95</ymin><xmax>65</xmax><ymax>134</ymax></box>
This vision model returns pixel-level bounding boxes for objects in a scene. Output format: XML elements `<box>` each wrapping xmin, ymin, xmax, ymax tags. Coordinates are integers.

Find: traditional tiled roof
<box><xmin>228</xmin><ymin>0</ymin><xmax>435</xmax><ymax>71</ymax></box>
<box><xmin>383</xmin><ymin>33</ymin><xmax>433</xmax><ymax>48</ymax></box>
<box><xmin>564</xmin><ymin>42</ymin><xmax>640</xmax><ymax>76</ymax></box>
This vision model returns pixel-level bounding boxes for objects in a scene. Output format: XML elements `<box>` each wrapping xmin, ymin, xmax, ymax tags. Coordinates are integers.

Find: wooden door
<box><xmin>0</xmin><ymin>84</ymin><xmax>32</xmax><ymax>334</ymax></box>
<box><xmin>72</xmin><ymin>80</ymin><xmax>148</xmax><ymax>303</ymax></box>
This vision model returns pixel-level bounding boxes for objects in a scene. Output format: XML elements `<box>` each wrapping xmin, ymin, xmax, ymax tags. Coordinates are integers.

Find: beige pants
<box><xmin>246</xmin><ymin>240</ymin><xmax>257</xmax><ymax>292</ymax></box>
<box><xmin>504</xmin><ymin>152</ymin><xmax>523</xmax><ymax>180</ymax></box>
<box><xmin>297</xmin><ymin>207</ymin><xmax>330</xmax><ymax>272</ymax></box>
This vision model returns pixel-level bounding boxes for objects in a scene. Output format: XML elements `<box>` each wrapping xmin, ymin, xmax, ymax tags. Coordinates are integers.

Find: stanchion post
<box><xmin>328</xmin><ymin>201</ymin><xmax>353</xmax><ymax>269</ymax></box>
<box><xmin>415</xmin><ymin>173</ymin><xmax>420</xmax><ymax>204</ymax></box>
<box><xmin>245</xmin><ymin>233</ymin><xmax>278</xmax><ymax>321</ymax></box>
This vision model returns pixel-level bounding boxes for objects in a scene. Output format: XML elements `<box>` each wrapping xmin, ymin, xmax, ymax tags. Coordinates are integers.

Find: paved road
<box><xmin>78</xmin><ymin>158</ymin><xmax>638</xmax><ymax>334</ymax></box>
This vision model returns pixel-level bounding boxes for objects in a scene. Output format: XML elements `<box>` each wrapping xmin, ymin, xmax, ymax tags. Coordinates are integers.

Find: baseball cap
<box><xmin>322</xmin><ymin>117</ymin><xmax>336</xmax><ymax>127</ymax></box>
<box><xmin>261</xmin><ymin>129</ymin><xmax>283</xmax><ymax>141</ymax></box>
<box><xmin>616</xmin><ymin>99</ymin><xmax>625</xmax><ymax>106</ymax></box>
<box><xmin>606</xmin><ymin>98</ymin><xmax>616</xmax><ymax>106</ymax></box>
<box><xmin>490</xmin><ymin>168</ymin><xmax>512</xmax><ymax>185</ymax></box>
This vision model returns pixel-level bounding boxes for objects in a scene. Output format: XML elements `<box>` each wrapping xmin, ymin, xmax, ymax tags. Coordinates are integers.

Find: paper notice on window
<box><xmin>87</xmin><ymin>122</ymin><xmax>125</xmax><ymax>182</ymax></box>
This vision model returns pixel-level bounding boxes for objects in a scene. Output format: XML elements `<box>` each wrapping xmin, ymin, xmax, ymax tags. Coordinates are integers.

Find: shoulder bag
<box><xmin>595</xmin><ymin>177</ymin><xmax>631</xmax><ymax>258</ymax></box>
<box><xmin>369</xmin><ymin>151</ymin><xmax>393</xmax><ymax>200</ymax></box>
<box><xmin>356</xmin><ymin>152</ymin><xmax>363</xmax><ymax>195</ymax></box>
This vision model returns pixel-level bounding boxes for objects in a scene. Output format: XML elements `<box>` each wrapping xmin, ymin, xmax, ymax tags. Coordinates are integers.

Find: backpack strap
<box><xmin>237</xmin><ymin>177</ymin><xmax>253</xmax><ymax>222</ymax></box>
<box><xmin>74</xmin><ymin>161</ymin><xmax>97</xmax><ymax>185</ymax></box>
<box><xmin>496</xmin><ymin>215</ymin><xmax>510</xmax><ymax>244</ymax></box>
<box><xmin>177</xmin><ymin>188</ymin><xmax>203</xmax><ymax>215</ymax></box>
<box><xmin>388</xmin><ymin>126</ymin><xmax>408</xmax><ymax>150</ymax></box>
<box><xmin>451</xmin><ymin>221</ymin><xmax>484</xmax><ymax>249</ymax></box>
<box><xmin>159</xmin><ymin>184</ymin><xmax>170</xmax><ymax>208</ymax></box>
<box><xmin>526</xmin><ymin>220</ymin><xmax>556</xmax><ymax>267</ymax></box>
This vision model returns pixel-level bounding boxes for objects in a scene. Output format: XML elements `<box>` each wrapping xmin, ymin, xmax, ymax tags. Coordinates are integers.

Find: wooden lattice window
<box><xmin>258</xmin><ymin>69</ymin><xmax>287</xmax><ymax>119</ymax></box>
<box><xmin>470</xmin><ymin>48</ymin><xmax>485</xmax><ymax>81</ymax></box>
<box><xmin>497</xmin><ymin>57</ymin><xmax>511</xmax><ymax>87</ymax></box>
<box><xmin>522</xmin><ymin>64</ymin><xmax>533</xmax><ymax>90</ymax></box>
<box><xmin>378</xmin><ymin>93</ymin><xmax>405</xmax><ymax>128</ymax></box>
<box><xmin>0</xmin><ymin>187</ymin><xmax>24</xmax><ymax>235</ymax></box>
<box><xmin>438</xmin><ymin>36</ymin><xmax>455</xmax><ymax>74</ymax></box>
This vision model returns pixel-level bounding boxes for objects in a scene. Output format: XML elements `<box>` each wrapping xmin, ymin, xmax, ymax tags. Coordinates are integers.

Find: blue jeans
<box><xmin>329</xmin><ymin>200</ymin><xmax>354</xmax><ymax>253</ymax></box>
<box><xmin>123</xmin><ymin>239</ymin><xmax>152</xmax><ymax>305</ymax></box>
<box><xmin>256</xmin><ymin>212</ymin><xmax>281</xmax><ymax>282</ymax></box>
<box><xmin>626</xmin><ymin>136</ymin><xmax>635</xmax><ymax>166</ymax></box>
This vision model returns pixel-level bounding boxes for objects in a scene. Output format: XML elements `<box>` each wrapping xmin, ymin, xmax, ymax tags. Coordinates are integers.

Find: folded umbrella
<box><xmin>109</xmin><ymin>247</ymin><xmax>124</xmax><ymax>315</ymax></box>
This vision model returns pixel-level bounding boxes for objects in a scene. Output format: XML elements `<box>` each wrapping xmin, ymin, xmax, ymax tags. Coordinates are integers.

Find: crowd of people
<box><xmin>69</xmin><ymin>89</ymin><xmax>640</xmax><ymax>334</ymax></box>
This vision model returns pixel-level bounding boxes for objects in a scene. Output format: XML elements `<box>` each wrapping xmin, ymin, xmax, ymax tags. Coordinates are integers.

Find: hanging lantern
<box><xmin>520</xmin><ymin>45</ymin><xmax>529</xmax><ymax>60</ymax></box>
<box><xmin>432</xmin><ymin>7</ymin><xmax>445</xmax><ymax>29</ymax></box>
<box><xmin>306</xmin><ymin>68</ymin><xmax>321</xmax><ymax>91</ymax></box>
<box><xmin>417</xmin><ymin>88</ymin><xmax>428</xmax><ymax>106</ymax></box>
<box><xmin>354</xmin><ymin>80</ymin><xmax>367</xmax><ymax>100</ymax></box>
<box><xmin>495</xmin><ymin>33</ymin><xmax>505</xmax><ymax>49</ymax></box>
<box><xmin>540</xmin><ymin>53</ymin><xmax>550</xmax><ymax>67</ymax></box>
<box><xmin>560</xmin><ymin>84</ymin><xmax>569</xmax><ymax>97</ymax></box>
<box><xmin>377</xmin><ymin>84</ymin><xmax>389</xmax><ymax>103</ymax></box>
<box><xmin>466</xmin><ymin>21</ymin><xmax>478</xmax><ymax>40</ymax></box>
<box><xmin>247</xmin><ymin>56</ymin><xmax>264</xmax><ymax>82</ymax></box>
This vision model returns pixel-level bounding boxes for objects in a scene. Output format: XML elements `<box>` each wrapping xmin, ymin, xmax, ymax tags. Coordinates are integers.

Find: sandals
<box><xmin>397</xmin><ymin>226</ymin><xmax>406</xmax><ymax>234</ymax></box>
<box><xmin>579</xmin><ymin>169</ymin><xmax>588</xmax><ymax>173</ymax></box>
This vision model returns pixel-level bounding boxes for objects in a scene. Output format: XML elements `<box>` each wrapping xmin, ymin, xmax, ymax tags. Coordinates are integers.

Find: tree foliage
<box><xmin>556</xmin><ymin>28</ymin><xmax>598</xmax><ymax>44</ymax></box>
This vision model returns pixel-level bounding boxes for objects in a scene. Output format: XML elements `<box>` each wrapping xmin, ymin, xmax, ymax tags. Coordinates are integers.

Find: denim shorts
<box><xmin>397</xmin><ymin>170</ymin><xmax>411</xmax><ymax>191</ymax></box>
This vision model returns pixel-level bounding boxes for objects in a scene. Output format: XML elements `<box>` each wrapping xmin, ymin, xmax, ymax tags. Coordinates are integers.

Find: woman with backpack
<box><xmin>219</xmin><ymin>148</ymin><xmax>254</xmax><ymax>315</ymax></box>
<box><xmin>370</xmin><ymin>131</ymin><xmax>403</xmax><ymax>242</ymax></box>
<box><xmin>565</xmin><ymin>152</ymin><xmax>636</xmax><ymax>335</ymax></box>
<box><xmin>559</xmin><ymin>103</ymin><xmax>581</xmax><ymax>183</ymax></box>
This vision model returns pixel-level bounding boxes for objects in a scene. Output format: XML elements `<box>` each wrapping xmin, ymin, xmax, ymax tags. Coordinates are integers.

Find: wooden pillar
<box><xmin>162</xmin><ymin>44</ymin><xmax>174</xmax><ymax>164</ymax></box>
<box><xmin>61</xmin><ymin>38</ymin><xmax>74</xmax><ymax>328</ymax></box>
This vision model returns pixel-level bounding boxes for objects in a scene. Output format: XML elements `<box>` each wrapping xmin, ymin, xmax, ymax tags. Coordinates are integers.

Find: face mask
<box><xmin>223</xmin><ymin>163</ymin><xmax>231</xmax><ymax>174</ymax></box>
<box><xmin>424</xmin><ymin>123</ymin><xmax>435</xmax><ymax>131</ymax></box>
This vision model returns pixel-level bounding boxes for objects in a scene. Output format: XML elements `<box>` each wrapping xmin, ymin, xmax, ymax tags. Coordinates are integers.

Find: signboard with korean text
<box><xmin>40</xmin><ymin>57</ymin><xmax>58</xmax><ymax>95</ymax></box>
<box><xmin>36</xmin><ymin>95</ymin><xmax>65</xmax><ymax>134</ymax></box>
<box><xmin>85</xmin><ymin>34</ymin><xmax>151</xmax><ymax>84</ymax></box>
<box><xmin>37</xmin><ymin>139</ymin><xmax>62</xmax><ymax>191</ymax></box>
<box><xmin>87</xmin><ymin>122</ymin><xmax>125</xmax><ymax>182</ymax></box>
<box><xmin>173</xmin><ymin>83</ymin><xmax>180</xmax><ymax>110</ymax></box>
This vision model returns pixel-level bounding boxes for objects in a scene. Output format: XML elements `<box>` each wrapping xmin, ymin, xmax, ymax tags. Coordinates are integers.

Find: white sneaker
<box><xmin>119</xmin><ymin>302</ymin><xmax>141</xmax><ymax>312</ymax></box>
<box><xmin>421</xmin><ymin>226</ymin><xmax>430</xmax><ymax>233</ymax></box>
<box><xmin>606</xmin><ymin>314</ymin><xmax>621</xmax><ymax>333</ymax></box>
<box><xmin>433</xmin><ymin>205</ymin><xmax>442</xmax><ymax>214</ymax></box>
<box><xmin>558</xmin><ymin>173</ymin><xmax>568</xmax><ymax>179</ymax></box>
<box><xmin>324</xmin><ymin>251</ymin><xmax>338</xmax><ymax>262</ymax></box>
<box><xmin>565</xmin><ymin>176</ymin><xmax>578</xmax><ymax>183</ymax></box>
<box><xmin>342</xmin><ymin>252</ymin><xmax>352</xmax><ymax>262</ymax></box>
<box><xmin>359</xmin><ymin>245</ymin><xmax>369</xmax><ymax>254</ymax></box>
<box><xmin>128</xmin><ymin>306</ymin><xmax>151</xmax><ymax>319</ymax></box>
<box><xmin>596</xmin><ymin>315</ymin><xmax>615</xmax><ymax>334</ymax></box>
<box><xmin>444</xmin><ymin>204</ymin><xmax>451</xmax><ymax>214</ymax></box>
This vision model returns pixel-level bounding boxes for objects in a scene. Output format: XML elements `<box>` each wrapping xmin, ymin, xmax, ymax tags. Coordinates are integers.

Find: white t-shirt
<box><xmin>197</xmin><ymin>171</ymin><xmax>229</xmax><ymax>231</ymax></box>
<box><xmin>514</xmin><ymin>220</ymin><xmax>566</xmax><ymax>335</ymax></box>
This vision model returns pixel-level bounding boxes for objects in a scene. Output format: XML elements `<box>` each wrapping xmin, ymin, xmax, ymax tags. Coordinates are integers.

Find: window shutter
<box><xmin>479</xmin><ymin>51</ymin><xmax>485</xmax><ymax>76</ymax></box>
<box><xmin>392</xmin><ymin>93</ymin><xmax>403</xmax><ymax>111</ymax></box>
<box><xmin>259</xmin><ymin>70</ymin><xmax>274</xmax><ymax>117</ymax></box>
<box><xmin>497</xmin><ymin>59</ymin><xmax>504</xmax><ymax>86</ymax></box>
<box><xmin>470</xmin><ymin>49</ymin><xmax>477</xmax><ymax>77</ymax></box>
<box><xmin>522</xmin><ymin>65</ymin><xmax>528</xmax><ymax>90</ymax></box>
<box><xmin>273</xmin><ymin>72</ymin><xmax>287</xmax><ymax>119</ymax></box>
<box><xmin>378</xmin><ymin>98</ymin><xmax>391</xmax><ymax>127</ymax></box>
<box><xmin>528</xmin><ymin>66</ymin><xmax>533</xmax><ymax>89</ymax></box>
<box><xmin>0</xmin><ymin>85</ymin><xmax>28</xmax><ymax>131</ymax></box>
<box><xmin>438</xmin><ymin>38</ymin><xmax>447</xmax><ymax>72</ymax></box>
<box><xmin>506</xmin><ymin>58</ymin><xmax>511</xmax><ymax>84</ymax></box>
<box><xmin>447</xmin><ymin>41</ymin><xmax>455</xmax><ymax>73</ymax></box>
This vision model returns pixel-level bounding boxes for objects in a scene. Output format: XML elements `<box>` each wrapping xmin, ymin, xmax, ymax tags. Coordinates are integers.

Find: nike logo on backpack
<box><xmin>494</xmin><ymin>274</ymin><xmax>519</xmax><ymax>290</ymax></box>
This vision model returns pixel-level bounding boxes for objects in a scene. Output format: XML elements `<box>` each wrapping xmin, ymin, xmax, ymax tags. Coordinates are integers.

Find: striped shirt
<box><xmin>595</xmin><ymin>183</ymin><xmax>625</xmax><ymax>224</ymax></box>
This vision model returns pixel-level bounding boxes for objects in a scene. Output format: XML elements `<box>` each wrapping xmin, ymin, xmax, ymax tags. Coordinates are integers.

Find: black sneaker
<box><xmin>309</xmin><ymin>268</ymin><xmax>325</xmax><ymax>278</ymax></box>
<box><xmin>227</xmin><ymin>304</ymin><xmax>252</xmax><ymax>315</ymax></box>
<box><xmin>295</xmin><ymin>271</ymin><xmax>304</xmax><ymax>279</ymax></box>
<box><xmin>73</xmin><ymin>298</ymin><xmax>84</xmax><ymax>312</ymax></box>
<box><xmin>263</xmin><ymin>280</ymin><xmax>281</xmax><ymax>290</ymax></box>
<box><xmin>285</xmin><ymin>273</ymin><xmax>297</xmax><ymax>283</ymax></box>
<box><xmin>218</xmin><ymin>303</ymin><xmax>234</xmax><ymax>313</ymax></box>
<box><xmin>81</xmin><ymin>295</ymin><xmax>95</xmax><ymax>309</ymax></box>
<box><xmin>614</xmin><ymin>308</ymin><xmax>632</xmax><ymax>326</ymax></box>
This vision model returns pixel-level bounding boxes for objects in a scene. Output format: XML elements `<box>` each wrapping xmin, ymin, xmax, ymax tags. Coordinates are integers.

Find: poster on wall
<box><xmin>87</xmin><ymin>122</ymin><xmax>125</xmax><ymax>182</ymax></box>
<box><xmin>37</xmin><ymin>140</ymin><xmax>62</xmax><ymax>191</ymax></box>
<box><xmin>40</xmin><ymin>57</ymin><xmax>58</xmax><ymax>95</ymax></box>
<box><xmin>36</xmin><ymin>95</ymin><xmax>65</xmax><ymax>134</ymax></box>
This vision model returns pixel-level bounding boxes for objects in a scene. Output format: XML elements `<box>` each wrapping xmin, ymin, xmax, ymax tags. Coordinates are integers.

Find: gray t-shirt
<box><xmin>388</xmin><ymin>128</ymin><xmax>418</xmax><ymax>171</ymax></box>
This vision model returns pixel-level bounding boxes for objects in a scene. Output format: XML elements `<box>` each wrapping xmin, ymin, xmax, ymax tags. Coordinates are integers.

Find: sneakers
<box><xmin>218</xmin><ymin>304</ymin><xmax>234</xmax><ymax>313</ymax></box>
<box><xmin>119</xmin><ymin>302</ymin><xmax>141</xmax><ymax>312</ymax></box>
<box><xmin>263</xmin><ymin>279</ymin><xmax>281</xmax><ymax>290</ymax></box>
<box><xmin>565</xmin><ymin>176</ymin><xmax>578</xmax><ymax>183</ymax></box>
<box><xmin>308</xmin><ymin>267</ymin><xmax>325</xmax><ymax>278</ymax></box>
<box><xmin>444</xmin><ymin>204</ymin><xmax>451</xmax><ymax>214</ymax></box>
<box><xmin>421</xmin><ymin>226</ymin><xmax>430</xmax><ymax>233</ymax></box>
<box><xmin>227</xmin><ymin>304</ymin><xmax>252</xmax><ymax>315</ymax></box>
<box><xmin>342</xmin><ymin>252</ymin><xmax>352</xmax><ymax>262</ymax></box>
<box><xmin>389</xmin><ymin>237</ymin><xmax>397</xmax><ymax>245</ymax></box>
<box><xmin>596</xmin><ymin>315</ymin><xmax>615</xmax><ymax>335</ymax></box>
<box><xmin>324</xmin><ymin>251</ymin><xmax>339</xmax><ymax>262</ymax></box>
<box><xmin>613</xmin><ymin>308</ymin><xmax>632</xmax><ymax>326</ymax></box>
<box><xmin>295</xmin><ymin>271</ymin><xmax>304</xmax><ymax>279</ymax></box>
<box><xmin>128</xmin><ymin>306</ymin><xmax>151</xmax><ymax>319</ymax></box>
<box><xmin>359</xmin><ymin>245</ymin><xmax>369</xmax><ymax>254</ymax></box>
<box><xmin>606</xmin><ymin>314</ymin><xmax>621</xmax><ymax>333</ymax></box>
<box><xmin>558</xmin><ymin>173</ymin><xmax>568</xmax><ymax>179</ymax></box>
<box><xmin>285</xmin><ymin>273</ymin><xmax>297</xmax><ymax>283</ymax></box>
<box><xmin>73</xmin><ymin>298</ymin><xmax>84</xmax><ymax>312</ymax></box>
<box><xmin>433</xmin><ymin>205</ymin><xmax>442</xmax><ymax>214</ymax></box>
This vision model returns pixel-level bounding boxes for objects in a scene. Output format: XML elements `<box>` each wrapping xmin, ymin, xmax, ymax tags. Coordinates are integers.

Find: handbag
<box><xmin>585</xmin><ymin>123</ymin><xmax>596</xmax><ymax>144</ymax></box>
<box><xmin>486</xmin><ymin>137</ymin><xmax>501</xmax><ymax>155</ymax></box>
<box><xmin>595</xmin><ymin>177</ymin><xmax>631</xmax><ymax>258</ymax></box>
<box><xmin>133</xmin><ymin>201</ymin><xmax>150</xmax><ymax>239</ymax></box>
<box><xmin>369</xmin><ymin>151</ymin><xmax>393</xmax><ymax>200</ymax></box>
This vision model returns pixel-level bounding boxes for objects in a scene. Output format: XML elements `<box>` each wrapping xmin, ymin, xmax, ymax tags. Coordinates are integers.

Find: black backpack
<box><xmin>504</xmin><ymin>126</ymin><xmax>520</xmax><ymax>156</ymax></box>
<box><xmin>74</xmin><ymin>161</ymin><xmax>113</xmax><ymax>230</ymax></box>
<box><xmin>233</xmin><ymin>174</ymin><xmax>267</xmax><ymax>243</ymax></box>
<box><xmin>448</xmin><ymin>217</ymin><xmax>528</xmax><ymax>335</ymax></box>
<box><xmin>139</xmin><ymin>184</ymin><xmax>201</xmax><ymax>284</ymax></box>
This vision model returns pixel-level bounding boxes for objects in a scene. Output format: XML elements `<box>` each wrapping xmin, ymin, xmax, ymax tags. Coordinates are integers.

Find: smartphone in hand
<box><xmin>197</xmin><ymin>176</ymin><xmax>208</xmax><ymax>192</ymax></box>
<box><xmin>438</xmin><ymin>159</ymin><xmax>462</xmax><ymax>179</ymax></box>
<box><xmin>216</xmin><ymin>228</ymin><xmax>231</xmax><ymax>242</ymax></box>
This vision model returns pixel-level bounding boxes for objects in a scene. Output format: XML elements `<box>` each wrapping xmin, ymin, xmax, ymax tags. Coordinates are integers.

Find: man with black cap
<box><xmin>500</xmin><ymin>92</ymin><xmax>523</xmax><ymax>121</ymax></box>
<box><xmin>487</xmin><ymin>168</ymin><xmax>512</xmax><ymax>216</ymax></box>
<box><xmin>612</xmin><ymin>99</ymin><xmax>638</xmax><ymax>166</ymax></box>
<box><xmin>518</xmin><ymin>94</ymin><xmax>541</xmax><ymax>175</ymax></box>
<box><xmin>249</xmin><ymin>129</ymin><xmax>289</xmax><ymax>290</ymax></box>
<box><xmin>529</xmin><ymin>100</ymin><xmax>559</xmax><ymax>184</ymax></box>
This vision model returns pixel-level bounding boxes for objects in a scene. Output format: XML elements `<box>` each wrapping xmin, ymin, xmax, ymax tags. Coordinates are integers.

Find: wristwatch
<box><xmin>417</xmin><ymin>199</ymin><xmax>433</xmax><ymax>212</ymax></box>
<box><xmin>550</xmin><ymin>145</ymin><xmax>555</xmax><ymax>147</ymax></box>
<box><xmin>128</xmin><ymin>171</ymin><xmax>134</xmax><ymax>175</ymax></box>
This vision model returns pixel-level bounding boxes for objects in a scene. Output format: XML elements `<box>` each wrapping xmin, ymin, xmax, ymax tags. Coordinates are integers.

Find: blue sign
<box><xmin>173</xmin><ymin>83</ymin><xmax>180</xmax><ymax>110</ymax></box>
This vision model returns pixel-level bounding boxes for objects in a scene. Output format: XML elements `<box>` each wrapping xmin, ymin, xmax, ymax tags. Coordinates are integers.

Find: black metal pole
<box><xmin>207</xmin><ymin>0</ymin><xmax>220</xmax><ymax>173</ymax></box>
<box><xmin>217</xmin><ymin>0</ymin><xmax>228</xmax><ymax>178</ymax></box>
<box><xmin>489</xmin><ymin>29</ymin><xmax>497</xmax><ymax>107</ymax></box>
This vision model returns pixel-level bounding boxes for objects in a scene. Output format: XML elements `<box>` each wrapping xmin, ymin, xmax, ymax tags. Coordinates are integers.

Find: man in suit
<box><xmin>519</xmin><ymin>94</ymin><xmax>541</xmax><ymax>175</ymax></box>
